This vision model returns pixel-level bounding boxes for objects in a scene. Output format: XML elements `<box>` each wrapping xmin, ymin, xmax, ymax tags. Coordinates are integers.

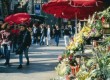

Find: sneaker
<box><xmin>17</xmin><ymin>65</ymin><xmax>22</xmax><ymax>69</ymax></box>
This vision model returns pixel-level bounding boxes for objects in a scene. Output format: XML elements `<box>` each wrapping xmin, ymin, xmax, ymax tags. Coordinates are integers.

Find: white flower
<box><xmin>70</xmin><ymin>50</ymin><xmax>73</xmax><ymax>53</ymax></box>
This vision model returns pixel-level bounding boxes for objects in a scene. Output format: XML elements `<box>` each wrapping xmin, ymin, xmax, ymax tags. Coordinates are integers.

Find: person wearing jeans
<box><xmin>3</xmin><ymin>45</ymin><xmax>11</xmax><ymax>65</ymax></box>
<box><xmin>55</xmin><ymin>35</ymin><xmax>60</xmax><ymax>46</ymax></box>
<box><xmin>0</xmin><ymin>23</ymin><xmax>12</xmax><ymax>66</ymax></box>
<box><xmin>17</xmin><ymin>24</ymin><xmax>31</xmax><ymax>69</ymax></box>
<box><xmin>19</xmin><ymin>47</ymin><xmax>29</xmax><ymax>66</ymax></box>
<box><xmin>54</xmin><ymin>26</ymin><xmax>60</xmax><ymax>46</ymax></box>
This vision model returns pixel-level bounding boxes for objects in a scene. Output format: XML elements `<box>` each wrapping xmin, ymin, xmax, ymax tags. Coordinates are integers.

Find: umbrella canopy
<box><xmin>5</xmin><ymin>15</ymin><xmax>14</xmax><ymax>25</ymax></box>
<box><xmin>5</xmin><ymin>13</ymin><xmax>31</xmax><ymax>25</ymax></box>
<box><xmin>42</xmin><ymin>0</ymin><xmax>104</xmax><ymax>19</ymax></box>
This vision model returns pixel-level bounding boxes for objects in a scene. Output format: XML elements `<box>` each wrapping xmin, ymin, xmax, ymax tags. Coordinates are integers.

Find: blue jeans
<box><xmin>3</xmin><ymin>45</ymin><xmax>10</xmax><ymax>64</ymax></box>
<box><xmin>55</xmin><ymin>35</ymin><xmax>59</xmax><ymax>46</ymax></box>
<box><xmin>12</xmin><ymin>42</ymin><xmax>18</xmax><ymax>52</ymax></box>
<box><xmin>40</xmin><ymin>35</ymin><xmax>44</xmax><ymax>45</ymax></box>
<box><xmin>19</xmin><ymin>47</ymin><xmax>29</xmax><ymax>65</ymax></box>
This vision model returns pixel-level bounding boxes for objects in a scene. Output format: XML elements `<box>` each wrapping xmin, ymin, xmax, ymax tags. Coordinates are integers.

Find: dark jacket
<box><xmin>64</xmin><ymin>28</ymin><xmax>71</xmax><ymax>36</ymax></box>
<box><xmin>44</xmin><ymin>27</ymin><xmax>47</xmax><ymax>37</ymax></box>
<box><xmin>54</xmin><ymin>29</ymin><xmax>60</xmax><ymax>36</ymax></box>
<box><xmin>18</xmin><ymin>29</ymin><xmax>31</xmax><ymax>47</ymax></box>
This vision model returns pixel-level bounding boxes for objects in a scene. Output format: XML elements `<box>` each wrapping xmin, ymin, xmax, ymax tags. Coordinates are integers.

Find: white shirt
<box><xmin>33</xmin><ymin>27</ymin><xmax>37</xmax><ymax>34</ymax></box>
<box><xmin>47</xmin><ymin>28</ymin><xmax>50</xmax><ymax>35</ymax></box>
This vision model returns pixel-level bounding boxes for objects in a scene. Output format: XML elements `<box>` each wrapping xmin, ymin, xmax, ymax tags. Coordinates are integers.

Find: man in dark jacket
<box><xmin>64</xmin><ymin>26</ymin><xmax>71</xmax><ymax>47</ymax></box>
<box><xmin>17</xmin><ymin>24</ymin><xmax>31</xmax><ymax>69</ymax></box>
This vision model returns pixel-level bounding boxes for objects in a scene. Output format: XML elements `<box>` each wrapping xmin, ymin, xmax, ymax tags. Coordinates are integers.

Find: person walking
<box><xmin>0</xmin><ymin>23</ymin><xmax>12</xmax><ymax>66</ymax></box>
<box><xmin>11</xmin><ymin>24</ymin><xmax>19</xmax><ymax>52</ymax></box>
<box><xmin>54</xmin><ymin>25</ymin><xmax>60</xmax><ymax>46</ymax></box>
<box><xmin>43</xmin><ymin>25</ymin><xmax>47</xmax><ymax>45</ymax></box>
<box><xmin>32</xmin><ymin>23</ymin><xmax>37</xmax><ymax>44</ymax></box>
<box><xmin>46</xmin><ymin>25</ymin><xmax>51</xmax><ymax>46</ymax></box>
<box><xmin>64</xmin><ymin>26</ymin><xmax>71</xmax><ymax>47</ymax></box>
<box><xmin>0</xmin><ymin>20</ymin><xmax>4</xmax><ymax>58</ymax></box>
<box><xmin>17</xmin><ymin>24</ymin><xmax>31</xmax><ymax>69</ymax></box>
<box><xmin>40</xmin><ymin>25</ymin><xmax>44</xmax><ymax>45</ymax></box>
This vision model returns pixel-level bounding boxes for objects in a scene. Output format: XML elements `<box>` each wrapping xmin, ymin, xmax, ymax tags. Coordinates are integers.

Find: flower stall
<box><xmin>53</xmin><ymin>7</ymin><xmax>110</xmax><ymax>80</ymax></box>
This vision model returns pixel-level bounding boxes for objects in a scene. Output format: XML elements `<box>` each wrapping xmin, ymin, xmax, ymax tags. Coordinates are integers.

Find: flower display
<box><xmin>54</xmin><ymin>6</ymin><xmax>110</xmax><ymax>80</ymax></box>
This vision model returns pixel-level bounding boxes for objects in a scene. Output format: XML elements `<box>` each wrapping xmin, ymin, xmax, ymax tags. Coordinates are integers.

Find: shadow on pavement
<box><xmin>0</xmin><ymin>61</ymin><xmax>58</xmax><ymax>74</ymax></box>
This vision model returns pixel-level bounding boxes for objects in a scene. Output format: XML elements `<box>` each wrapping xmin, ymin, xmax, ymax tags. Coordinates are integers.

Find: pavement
<box><xmin>0</xmin><ymin>39</ymin><xmax>65</xmax><ymax>80</ymax></box>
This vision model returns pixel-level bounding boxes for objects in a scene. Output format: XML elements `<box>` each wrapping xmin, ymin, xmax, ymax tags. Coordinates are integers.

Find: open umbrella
<box><xmin>5</xmin><ymin>13</ymin><xmax>31</xmax><ymax>25</ymax></box>
<box><xmin>4</xmin><ymin>15</ymin><xmax>14</xmax><ymax>25</ymax></box>
<box><xmin>42</xmin><ymin>0</ymin><xmax>105</xmax><ymax>34</ymax></box>
<box><xmin>42</xmin><ymin>0</ymin><xmax>104</xmax><ymax>19</ymax></box>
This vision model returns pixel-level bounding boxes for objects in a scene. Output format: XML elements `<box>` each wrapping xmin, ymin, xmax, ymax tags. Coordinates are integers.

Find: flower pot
<box><xmin>66</xmin><ymin>75</ymin><xmax>70</xmax><ymax>80</ymax></box>
<box><xmin>108</xmin><ymin>46</ymin><xmax>110</xmax><ymax>51</ymax></box>
<box><xmin>70</xmin><ymin>65</ymin><xmax>79</xmax><ymax>76</ymax></box>
<box><xmin>70</xmin><ymin>66</ymin><xmax>75</xmax><ymax>76</ymax></box>
<box><xmin>92</xmin><ymin>40</ymin><xmax>98</xmax><ymax>47</ymax></box>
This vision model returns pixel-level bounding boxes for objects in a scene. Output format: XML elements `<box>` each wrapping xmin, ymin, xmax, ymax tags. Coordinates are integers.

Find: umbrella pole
<box><xmin>75</xmin><ymin>13</ymin><xmax>77</xmax><ymax>34</ymax></box>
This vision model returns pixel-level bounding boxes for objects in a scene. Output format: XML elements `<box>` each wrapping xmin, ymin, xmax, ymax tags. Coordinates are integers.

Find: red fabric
<box><xmin>11</xmin><ymin>29</ymin><xmax>20</xmax><ymax>36</ymax></box>
<box><xmin>5</xmin><ymin>13</ymin><xmax>31</xmax><ymax>25</ymax></box>
<box><xmin>42</xmin><ymin>0</ymin><xmax>104</xmax><ymax>19</ymax></box>
<box><xmin>4</xmin><ymin>15</ymin><xmax>14</xmax><ymax>25</ymax></box>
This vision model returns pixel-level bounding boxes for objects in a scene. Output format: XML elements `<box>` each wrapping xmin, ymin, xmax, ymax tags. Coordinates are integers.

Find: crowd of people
<box><xmin>0</xmin><ymin>20</ymin><xmax>75</xmax><ymax>69</ymax></box>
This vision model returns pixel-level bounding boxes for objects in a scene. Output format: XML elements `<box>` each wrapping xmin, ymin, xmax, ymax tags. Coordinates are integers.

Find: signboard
<box><xmin>35</xmin><ymin>4</ymin><xmax>41</xmax><ymax>15</ymax></box>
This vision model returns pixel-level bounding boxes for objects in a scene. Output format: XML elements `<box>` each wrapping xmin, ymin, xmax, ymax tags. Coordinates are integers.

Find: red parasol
<box><xmin>4</xmin><ymin>15</ymin><xmax>14</xmax><ymax>25</ymax></box>
<box><xmin>42</xmin><ymin>0</ymin><xmax>104</xmax><ymax>19</ymax></box>
<box><xmin>5</xmin><ymin>13</ymin><xmax>31</xmax><ymax>25</ymax></box>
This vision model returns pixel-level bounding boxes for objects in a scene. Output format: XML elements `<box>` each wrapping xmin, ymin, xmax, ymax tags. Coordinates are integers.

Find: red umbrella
<box><xmin>42</xmin><ymin>0</ymin><xmax>104</xmax><ymax>19</ymax></box>
<box><xmin>4</xmin><ymin>15</ymin><xmax>14</xmax><ymax>25</ymax></box>
<box><xmin>5</xmin><ymin>13</ymin><xmax>31</xmax><ymax>25</ymax></box>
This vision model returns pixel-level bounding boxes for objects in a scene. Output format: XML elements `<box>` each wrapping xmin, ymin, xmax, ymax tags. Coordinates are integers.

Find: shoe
<box><xmin>26</xmin><ymin>61</ymin><xmax>30</xmax><ymax>66</ymax></box>
<box><xmin>17</xmin><ymin>65</ymin><xmax>22</xmax><ymax>69</ymax></box>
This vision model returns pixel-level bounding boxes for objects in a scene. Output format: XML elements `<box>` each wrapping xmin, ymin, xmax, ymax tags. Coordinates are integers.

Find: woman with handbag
<box><xmin>0</xmin><ymin>23</ymin><xmax>12</xmax><ymax>66</ymax></box>
<box><xmin>17</xmin><ymin>24</ymin><xmax>31</xmax><ymax>69</ymax></box>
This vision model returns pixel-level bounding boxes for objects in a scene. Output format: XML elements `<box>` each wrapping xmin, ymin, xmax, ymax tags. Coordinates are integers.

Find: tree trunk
<box><xmin>1</xmin><ymin>0</ymin><xmax>9</xmax><ymax>18</ymax></box>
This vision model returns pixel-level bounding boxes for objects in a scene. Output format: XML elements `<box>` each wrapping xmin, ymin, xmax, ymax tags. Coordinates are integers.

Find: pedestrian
<box><xmin>0</xmin><ymin>20</ymin><xmax>4</xmax><ymax>58</ymax></box>
<box><xmin>54</xmin><ymin>25</ymin><xmax>60</xmax><ymax>46</ymax></box>
<box><xmin>64</xmin><ymin>26</ymin><xmax>71</xmax><ymax>47</ymax></box>
<box><xmin>43</xmin><ymin>25</ymin><xmax>47</xmax><ymax>44</ymax></box>
<box><xmin>17</xmin><ymin>24</ymin><xmax>31</xmax><ymax>69</ymax></box>
<box><xmin>11</xmin><ymin>24</ymin><xmax>19</xmax><ymax>52</ymax></box>
<box><xmin>40</xmin><ymin>25</ymin><xmax>44</xmax><ymax>45</ymax></box>
<box><xmin>0</xmin><ymin>23</ymin><xmax>12</xmax><ymax>66</ymax></box>
<box><xmin>46</xmin><ymin>25</ymin><xmax>51</xmax><ymax>46</ymax></box>
<box><xmin>33</xmin><ymin>25</ymin><xmax>41</xmax><ymax>45</ymax></box>
<box><xmin>32</xmin><ymin>23</ymin><xmax>37</xmax><ymax>44</ymax></box>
